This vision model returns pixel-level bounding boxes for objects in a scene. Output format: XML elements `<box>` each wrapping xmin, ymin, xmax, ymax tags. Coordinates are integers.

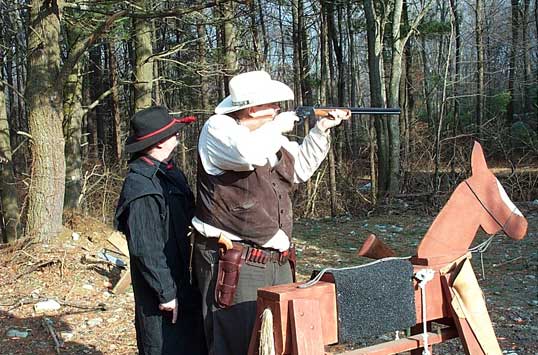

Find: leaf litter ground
<box><xmin>0</xmin><ymin>208</ymin><xmax>536</xmax><ymax>354</ymax></box>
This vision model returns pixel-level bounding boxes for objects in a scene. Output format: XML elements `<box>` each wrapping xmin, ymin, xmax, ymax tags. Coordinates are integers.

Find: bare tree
<box><xmin>134</xmin><ymin>0</ymin><xmax>154</xmax><ymax>110</ymax></box>
<box><xmin>25</xmin><ymin>0</ymin><xmax>66</xmax><ymax>240</ymax></box>
<box><xmin>475</xmin><ymin>0</ymin><xmax>485</xmax><ymax>137</ymax></box>
<box><xmin>449</xmin><ymin>0</ymin><xmax>462</xmax><ymax>171</ymax></box>
<box><xmin>221</xmin><ymin>1</ymin><xmax>238</xmax><ymax>90</ymax></box>
<box><xmin>507</xmin><ymin>0</ymin><xmax>520</xmax><ymax>128</ymax></box>
<box><xmin>0</xmin><ymin>62</ymin><xmax>20</xmax><ymax>242</ymax></box>
<box><xmin>319</xmin><ymin>1</ymin><xmax>338</xmax><ymax>216</ymax></box>
<box><xmin>108</xmin><ymin>42</ymin><xmax>123</xmax><ymax>162</ymax></box>
<box><xmin>522</xmin><ymin>0</ymin><xmax>533</xmax><ymax>114</ymax></box>
<box><xmin>63</xmin><ymin>59</ymin><xmax>84</xmax><ymax>211</ymax></box>
<box><xmin>364</xmin><ymin>0</ymin><xmax>433</xmax><ymax>198</ymax></box>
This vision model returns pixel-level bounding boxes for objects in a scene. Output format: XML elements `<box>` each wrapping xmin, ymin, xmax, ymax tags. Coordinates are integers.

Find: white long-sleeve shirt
<box><xmin>192</xmin><ymin>113</ymin><xmax>330</xmax><ymax>251</ymax></box>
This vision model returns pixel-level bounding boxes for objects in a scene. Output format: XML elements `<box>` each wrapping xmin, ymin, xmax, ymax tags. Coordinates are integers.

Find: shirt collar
<box><xmin>129</xmin><ymin>155</ymin><xmax>175</xmax><ymax>178</ymax></box>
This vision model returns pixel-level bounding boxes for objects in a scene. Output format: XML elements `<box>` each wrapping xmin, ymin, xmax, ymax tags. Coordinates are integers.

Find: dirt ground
<box><xmin>0</xmin><ymin>205</ymin><xmax>536</xmax><ymax>355</ymax></box>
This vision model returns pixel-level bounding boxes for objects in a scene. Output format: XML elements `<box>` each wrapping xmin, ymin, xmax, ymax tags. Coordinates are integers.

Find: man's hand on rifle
<box><xmin>159</xmin><ymin>298</ymin><xmax>178</xmax><ymax>323</ymax></box>
<box><xmin>316</xmin><ymin>109</ymin><xmax>351</xmax><ymax>132</ymax></box>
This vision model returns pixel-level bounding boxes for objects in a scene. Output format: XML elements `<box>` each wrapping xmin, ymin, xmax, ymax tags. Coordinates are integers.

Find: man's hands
<box><xmin>272</xmin><ymin>111</ymin><xmax>300</xmax><ymax>133</ymax></box>
<box><xmin>316</xmin><ymin>109</ymin><xmax>351</xmax><ymax>132</ymax></box>
<box><xmin>159</xmin><ymin>298</ymin><xmax>178</xmax><ymax>323</ymax></box>
<box><xmin>271</xmin><ymin>109</ymin><xmax>350</xmax><ymax>134</ymax></box>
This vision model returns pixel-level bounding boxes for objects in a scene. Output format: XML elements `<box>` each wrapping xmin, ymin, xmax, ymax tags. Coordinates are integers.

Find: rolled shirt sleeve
<box><xmin>127</xmin><ymin>196</ymin><xmax>177</xmax><ymax>303</ymax></box>
<box><xmin>283</xmin><ymin>124</ymin><xmax>331</xmax><ymax>183</ymax></box>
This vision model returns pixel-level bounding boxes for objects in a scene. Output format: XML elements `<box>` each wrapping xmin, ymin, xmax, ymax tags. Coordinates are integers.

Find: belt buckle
<box><xmin>245</xmin><ymin>247</ymin><xmax>267</xmax><ymax>268</ymax></box>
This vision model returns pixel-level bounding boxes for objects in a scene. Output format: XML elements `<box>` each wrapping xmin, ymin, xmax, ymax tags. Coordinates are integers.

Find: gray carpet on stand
<box><xmin>327</xmin><ymin>259</ymin><xmax>416</xmax><ymax>344</ymax></box>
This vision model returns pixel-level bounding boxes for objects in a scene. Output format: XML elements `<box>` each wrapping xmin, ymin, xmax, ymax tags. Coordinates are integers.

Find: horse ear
<box><xmin>471</xmin><ymin>141</ymin><xmax>489</xmax><ymax>176</ymax></box>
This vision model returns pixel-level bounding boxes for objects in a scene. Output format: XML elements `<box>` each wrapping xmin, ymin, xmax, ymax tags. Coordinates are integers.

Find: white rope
<box><xmin>415</xmin><ymin>268</ymin><xmax>435</xmax><ymax>355</ymax></box>
<box><xmin>298</xmin><ymin>256</ymin><xmax>412</xmax><ymax>289</ymax></box>
<box><xmin>468</xmin><ymin>234</ymin><xmax>496</xmax><ymax>279</ymax></box>
<box><xmin>468</xmin><ymin>234</ymin><xmax>495</xmax><ymax>253</ymax></box>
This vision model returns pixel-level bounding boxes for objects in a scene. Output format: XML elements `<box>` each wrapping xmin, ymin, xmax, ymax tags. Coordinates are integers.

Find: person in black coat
<box><xmin>115</xmin><ymin>106</ymin><xmax>207</xmax><ymax>355</ymax></box>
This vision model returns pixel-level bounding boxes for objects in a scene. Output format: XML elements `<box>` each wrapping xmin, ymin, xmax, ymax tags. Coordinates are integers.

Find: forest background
<box><xmin>0</xmin><ymin>0</ymin><xmax>537</xmax><ymax>244</ymax></box>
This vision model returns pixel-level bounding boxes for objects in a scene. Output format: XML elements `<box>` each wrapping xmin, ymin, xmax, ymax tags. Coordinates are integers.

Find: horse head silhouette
<box><xmin>416</xmin><ymin>141</ymin><xmax>527</xmax><ymax>261</ymax></box>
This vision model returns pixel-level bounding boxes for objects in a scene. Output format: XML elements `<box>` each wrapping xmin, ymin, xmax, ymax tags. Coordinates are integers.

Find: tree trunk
<box><xmin>320</xmin><ymin>1</ymin><xmax>337</xmax><ymax>216</ymax></box>
<box><xmin>522</xmin><ymin>0</ymin><xmax>532</xmax><ymax>114</ymax></box>
<box><xmin>134</xmin><ymin>0</ymin><xmax>154</xmax><ymax>111</ymax></box>
<box><xmin>389</xmin><ymin>0</ymin><xmax>432</xmax><ymax>194</ymax></box>
<box><xmin>278</xmin><ymin>2</ymin><xmax>287</xmax><ymax>77</ymax></box>
<box><xmin>507</xmin><ymin>0</ymin><xmax>519</xmax><ymax>128</ymax></box>
<box><xmin>449</xmin><ymin>0</ymin><xmax>461</xmax><ymax>173</ymax></box>
<box><xmin>420</xmin><ymin>38</ymin><xmax>434</xmax><ymax>128</ymax></box>
<box><xmin>475</xmin><ymin>0</ymin><xmax>485</xmax><ymax>137</ymax></box>
<box><xmin>0</xmin><ymin>68</ymin><xmax>20</xmax><ymax>242</ymax></box>
<box><xmin>221</xmin><ymin>1</ymin><xmax>238</xmax><ymax>90</ymax></box>
<box><xmin>434</xmin><ymin>3</ymin><xmax>456</xmax><ymax>193</ymax></box>
<box><xmin>347</xmin><ymin>2</ymin><xmax>360</xmax><ymax>156</ymax></box>
<box><xmin>292</xmin><ymin>0</ymin><xmax>302</xmax><ymax>105</ymax></box>
<box><xmin>197</xmin><ymin>22</ymin><xmax>210</xmax><ymax>113</ymax></box>
<box><xmin>298</xmin><ymin>0</ymin><xmax>312</xmax><ymax>105</ymax></box>
<box><xmin>63</xmin><ymin>61</ymin><xmax>84</xmax><ymax>210</ymax></box>
<box><xmin>293</xmin><ymin>0</ymin><xmax>314</xmax><ymax>215</ymax></box>
<box><xmin>364</xmin><ymin>0</ymin><xmax>388</xmax><ymax>199</ymax></box>
<box><xmin>535</xmin><ymin>0</ymin><xmax>538</xmax><ymax>125</ymax></box>
<box><xmin>257</xmin><ymin>0</ymin><xmax>269</xmax><ymax>66</ymax></box>
<box><xmin>402</xmin><ymin>1</ymin><xmax>412</xmax><ymax>173</ymax></box>
<box><xmin>88</xmin><ymin>46</ymin><xmax>102</xmax><ymax>156</ymax></box>
<box><xmin>25</xmin><ymin>0</ymin><xmax>65</xmax><ymax>240</ymax></box>
<box><xmin>387</xmin><ymin>0</ymin><xmax>404</xmax><ymax>195</ymax></box>
<box><xmin>249</xmin><ymin>0</ymin><xmax>261</xmax><ymax>68</ymax></box>
<box><xmin>108</xmin><ymin>42</ymin><xmax>122</xmax><ymax>163</ymax></box>
<box><xmin>332</xmin><ymin>3</ymin><xmax>345</xmax><ymax>163</ymax></box>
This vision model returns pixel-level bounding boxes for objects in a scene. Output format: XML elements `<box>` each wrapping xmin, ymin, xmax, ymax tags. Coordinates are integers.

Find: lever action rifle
<box><xmin>295</xmin><ymin>106</ymin><xmax>401</xmax><ymax>123</ymax></box>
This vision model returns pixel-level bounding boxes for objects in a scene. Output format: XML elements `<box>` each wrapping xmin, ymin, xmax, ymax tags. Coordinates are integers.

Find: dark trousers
<box><xmin>134</xmin><ymin>306</ymin><xmax>207</xmax><ymax>355</ymax></box>
<box><xmin>193</xmin><ymin>235</ymin><xmax>293</xmax><ymax>355</ymax></box>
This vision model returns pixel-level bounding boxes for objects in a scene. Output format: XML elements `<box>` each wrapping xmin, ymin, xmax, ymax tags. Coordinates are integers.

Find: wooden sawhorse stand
<box><xmin>248</xmin><ymin>254</ymin><xmax>491</xmax><ymax>355</ymax></box>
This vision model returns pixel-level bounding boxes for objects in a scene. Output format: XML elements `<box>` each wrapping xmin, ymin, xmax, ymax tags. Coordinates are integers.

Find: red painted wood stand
<box><xmin>248</xmin><ymin>142</ymin><xmax>528</xmax><ymax>355</ymax></box>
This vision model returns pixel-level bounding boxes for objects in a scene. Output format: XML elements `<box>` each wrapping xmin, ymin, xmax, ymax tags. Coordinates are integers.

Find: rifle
<box><xmin>295</xmin><ymin>106</ymin><xmax>401</xmax><ymax>122</ymax></box>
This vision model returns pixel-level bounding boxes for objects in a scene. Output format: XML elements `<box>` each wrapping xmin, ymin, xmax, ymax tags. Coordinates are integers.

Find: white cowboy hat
<box><xmin>215</xmin><ymin>71</ymin><xmax>294</xmax><ymax>114</ymax></box>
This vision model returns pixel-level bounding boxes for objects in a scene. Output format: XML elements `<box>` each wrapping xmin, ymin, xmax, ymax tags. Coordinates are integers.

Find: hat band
<box><xmin>135</xmin><ymin>116</ymin><xmax>196</xmax><ymax>141</ymax></box>
<box><xmin>232</xmin><ymin>100</ymin><xmax>250</xmax><ymax>106</ymax></box>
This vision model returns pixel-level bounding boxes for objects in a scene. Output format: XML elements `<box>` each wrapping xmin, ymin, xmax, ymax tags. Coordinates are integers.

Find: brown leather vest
<box><xmin>195</xmin><ymin>148</ymin><xmax>295</xmax><ymax>246</ymax></box>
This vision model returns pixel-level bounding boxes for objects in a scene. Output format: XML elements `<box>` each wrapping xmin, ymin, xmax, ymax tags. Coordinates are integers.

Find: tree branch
<box><xmin>57</xmin><ymin>10</ymin><xmax>127</xmax><ymax>90</ymax></box>
<box><xmin>62</xmin><ymin>1</ymin><xmax>230</xmax><ymax>19</ymax></box>
<box><xmin>57</xmin><ymin>1</ymin><xmax>229</xmax><ymax>90</ymax></box>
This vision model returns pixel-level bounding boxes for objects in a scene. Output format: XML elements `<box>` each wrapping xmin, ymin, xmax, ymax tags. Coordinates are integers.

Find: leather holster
<box><xmin>215</xmin><ymin>244</ymin><xmax>244</xmax><ymax>308</ymax></box>
<box><xmin>288</xmin><ymin>245</ymin><xmax>297</xmax><ymax>282</ymax></box>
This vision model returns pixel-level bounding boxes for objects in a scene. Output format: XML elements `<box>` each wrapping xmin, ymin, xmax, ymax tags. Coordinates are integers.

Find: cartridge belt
<box><xmin>232</xmin><ymin>242</ymin><xmax>290</xmax><ymax>268</ymax></box>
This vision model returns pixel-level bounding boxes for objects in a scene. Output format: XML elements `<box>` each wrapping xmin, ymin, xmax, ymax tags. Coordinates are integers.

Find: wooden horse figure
<box><xmin>247</xmin><ymin>142</ymin><xmax>527</xmax><ymax>355</ymax></box>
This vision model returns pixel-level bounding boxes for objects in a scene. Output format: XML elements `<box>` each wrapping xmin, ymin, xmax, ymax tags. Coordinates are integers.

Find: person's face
<box><xmin>149</xmin><ymin>132</ymin><xmax>179</xmax><ymax>161</ymax></box>
<box><xmin>239</xmin><ymin>103</ymin><xmax>280</xmax><ymax>131</ymax></box>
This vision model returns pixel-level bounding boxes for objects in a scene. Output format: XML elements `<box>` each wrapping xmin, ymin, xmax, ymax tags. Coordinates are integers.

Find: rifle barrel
<box><xmin>346</xmin><ymin>107</ymin><xmax>401</xmax><ymax>115</ymax></box>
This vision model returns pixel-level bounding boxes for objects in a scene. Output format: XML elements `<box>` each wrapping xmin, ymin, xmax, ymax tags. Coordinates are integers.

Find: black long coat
<box><xmin>115</xmin><ymin>156</ymin><xmax>206</xmax><ymax>355</ymax></box>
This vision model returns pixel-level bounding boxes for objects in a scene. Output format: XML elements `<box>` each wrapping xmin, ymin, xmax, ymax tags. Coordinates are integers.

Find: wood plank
<box><xmin>108</xmin><ymin>231</ymin><xmax>130</xmax><ymax>257</ymax></box>
<box><xmin>339</xmin><ymin>327</ymin><xmax>458</xmax><ymax>355</ymax></box>
<box><xmin>289</xmin><ymin>299</ymin><xmax>325</xmax><ymax>355</ymax></box>
<box><xmin>410</xmin><ymin>323</ymin><xmax>432</xmax><ymax>355</ymax></box>
<box><xmin>111</xmin><ymin>268</ymin><xmax>132</xmax><ymax>294</ymax></box>
<box><xmin>440</xmin><ymin>274</ymin><xmax>485</xmax><ymax>355</ymax></box>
